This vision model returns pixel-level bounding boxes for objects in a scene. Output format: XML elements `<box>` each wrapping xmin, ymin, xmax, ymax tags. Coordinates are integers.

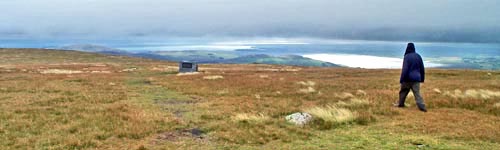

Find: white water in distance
<box><xmin>303</xmin><ymin>54</ymin><xmax>445</xmax><ymax>69</ymax></box>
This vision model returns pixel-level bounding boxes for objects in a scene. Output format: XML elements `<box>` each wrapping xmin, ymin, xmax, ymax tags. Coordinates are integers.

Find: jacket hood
<box><xmin>405</xmin><ymin>43</ymin><xmax>416</xmax><ymax>55</ymax></box>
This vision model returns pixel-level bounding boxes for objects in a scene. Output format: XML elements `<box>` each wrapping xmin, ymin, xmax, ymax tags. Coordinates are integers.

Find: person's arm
<box><xmin>420</xmin><ymin>56</ymin><xmax>425</xmax><ymax>83</ymax></box>
<box><xmin>400</xmin><ymin>56</ymin><xmax>409</xmax><ymax>83</ymax></box>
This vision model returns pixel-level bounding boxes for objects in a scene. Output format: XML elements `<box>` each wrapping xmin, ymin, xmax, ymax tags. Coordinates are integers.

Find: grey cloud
<box><xmin>1</xmin><ymin>0</ymin><xmax>499</xmax><ymax>42</ymax></box>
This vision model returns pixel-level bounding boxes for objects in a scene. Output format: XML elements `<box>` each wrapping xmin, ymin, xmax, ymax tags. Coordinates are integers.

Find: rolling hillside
<box><xmin>0</xmin><ymin>48</ymin><xmax>499</xmax><ymax>149</ymax></box>
<box><xmin>53</xmin><ymin>44</ymin><xmax>341</xmax><ymax>68</ymax></box>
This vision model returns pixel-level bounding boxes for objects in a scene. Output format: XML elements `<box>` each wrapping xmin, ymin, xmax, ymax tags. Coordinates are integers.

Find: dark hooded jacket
<box><xmin>400</xmin><ymin>43</ymin><xmax>425</xmax><ymax>83</ymax></box>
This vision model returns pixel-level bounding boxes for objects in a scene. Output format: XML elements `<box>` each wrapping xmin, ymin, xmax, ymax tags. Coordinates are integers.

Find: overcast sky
<box><xmin>1</xmin><ymin>0</ymin><xmax>499</xmax><ymax>43</ymax></box>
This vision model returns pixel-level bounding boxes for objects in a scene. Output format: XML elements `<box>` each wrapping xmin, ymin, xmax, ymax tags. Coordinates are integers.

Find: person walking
<box><xmin>397</xmin><ymin>43</ymin><xmax>427</xmax><ymax>112</ymax></box>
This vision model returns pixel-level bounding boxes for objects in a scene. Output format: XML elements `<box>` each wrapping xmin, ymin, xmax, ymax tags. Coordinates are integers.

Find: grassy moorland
<box><xmin>0</xmin><ymin>48</ymin><xmax>499</xmax><ymax>150</ymax></box>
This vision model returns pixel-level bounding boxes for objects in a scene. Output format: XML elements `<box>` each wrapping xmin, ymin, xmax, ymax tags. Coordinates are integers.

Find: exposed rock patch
<box><xmin>285</xmin><ymin>112</ymin><xmax>313</xmax><ymax>126</ymax></box>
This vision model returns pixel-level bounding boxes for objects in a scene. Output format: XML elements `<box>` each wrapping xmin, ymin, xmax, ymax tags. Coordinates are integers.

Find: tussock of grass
<box><xmin>298</xmin><ymin>87</ymin><xmax>316</xmax><ymax>93</ymax></box>
<box><xmin>335</xmin><ymin>92</ymin><xmax>355</xmax><ymax>99</ymax></box>
<box><xmin>336</xmin><ymin>98</ymin><xmax>370</xmax><ymax>108</ymax></box>
<box><xmin>203</xmin><ymin>75</ymin><xmax>224</xmax><ymax>80</ymax></box>
<box><xmin>232</xmin><ymin>113</ymin><xmax>270</xmax><ymax>123</ymax></box>
<box><xmin>304</xmin><ymin>105</ymin><xmax>357</xmax><ymax>124</ymax></box>
<box><xmin>494</xmin><ymin>103</ymin><xmax>500</xmax><ymax>108</ymax></box>
<box><xmin>217</xmin><ymin>89</ymin><xmax>229</xmax><ymax>95</ymax></box>
<box><xmin>150</xmin><ymin>65</ymin><xmax>178</xmax><ymax>72</ymax></box>
<box><xmin>297</xmin><ymin>81</ymin><xmax>317</xmax><ymax>94</ymax></box>
<box><xmin>444</xmin><ymin>89</ymin><xmax>500</xmax><ymax>99</ymax></box>
<box><xmin>407</xmin><ymin>92</ymin><xmax>414</xmax><ymax>98</ymax></box>
<box><xmin>356</xmin><ymin>90</ymin><xmax>367</xmax><ymax>96</ymax></box>
<box><xmin>297</xmin><ymin>81</ymin><xmax>316</xmax><ymax>86</ymax></box>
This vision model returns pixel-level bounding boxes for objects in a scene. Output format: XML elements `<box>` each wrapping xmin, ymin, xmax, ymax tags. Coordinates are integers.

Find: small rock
<box><xmin>285</xmin><ymin>112</ymin><xmax>313</xmax><ymax>126</ymax></box>
<box><xmin>189</xmin><ymin>128</ymin><xmax>203</xmax><ymax>137</ymax></box>
<box><xmin>411</xmin><ymin>141</ymin><xmax>426</xmax><ymax>149</ymax></box>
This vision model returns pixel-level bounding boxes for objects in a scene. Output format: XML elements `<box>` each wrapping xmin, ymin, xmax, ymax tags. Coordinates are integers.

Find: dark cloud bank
<box><xmin>1</xmin><ymin>0</ymin><xmax>499</xmax><ymax>43</ymax></box>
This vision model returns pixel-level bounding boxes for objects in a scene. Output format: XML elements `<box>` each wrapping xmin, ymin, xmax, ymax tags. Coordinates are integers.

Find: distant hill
<box><xmin>149</xmin><ymin>51</ymin><xmax>340</xmax><ymax>67</ymax></box>
<box><xmin>54</xmin><ymin>45</ymin><xmax>341</xmax><ymax>67</ymax></box>
<box><xmin>58</xmin><ymin>44</ymin><xmax>127</xmax><ymax>55</ymax></box>
<box><xmin>226</xmin><ymin>54</ymin><xmax>340</xmax><ymax>67</ymax></box>
<box><xmin>149</xmin><ymin>50</ymin><xmax>240</xmax><ymax>63</ymax></box>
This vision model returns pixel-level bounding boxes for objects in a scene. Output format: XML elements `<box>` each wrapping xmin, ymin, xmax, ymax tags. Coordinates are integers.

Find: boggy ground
<box><xmin>0</xmin><ymin>48</ymin><xmax>499</xmax><ymax>149</ymax></box>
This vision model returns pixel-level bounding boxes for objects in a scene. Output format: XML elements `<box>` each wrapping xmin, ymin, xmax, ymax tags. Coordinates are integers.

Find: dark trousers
<box><xmin>399</xmin><ymin>82</ymin><xmax>426</xmax><ymax>110</ymax></box>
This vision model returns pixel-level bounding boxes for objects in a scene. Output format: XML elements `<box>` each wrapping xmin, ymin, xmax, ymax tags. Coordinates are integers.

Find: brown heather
<box><xmin>1</xmin><ymin>48</ymin><xmax>499</xmax><ymax>149</ymax></box>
